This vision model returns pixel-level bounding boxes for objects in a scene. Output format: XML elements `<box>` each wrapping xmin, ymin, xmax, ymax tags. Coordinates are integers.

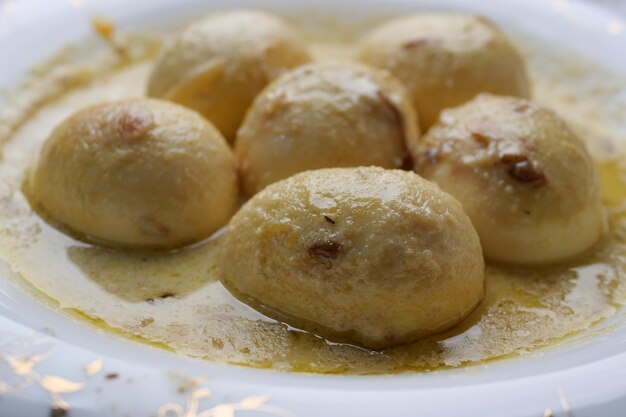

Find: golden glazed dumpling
<box><xmin>147</xmin><ymin>10</ymin><xmax>312</xmax><ymax>139</ymax></box>
<box><xmin>415</xmin><ymin>94</ymin><xmax>606</xmax><ymax>264</ymax></box>
<box><xmin>235</xmin><ymin>62</ymin><xmax>419</xmax><ymax>196</ymax></box>
<box><xmin>218</xmin><ymin>167</ymin><xmax>484</xmax><ymax>349</ymax></box>
<box><xmin>29</xmin><ymin>98</ymin><xmax>238</xmax><ymax>249</ymax></box>
<box><xmin>356</xmin><ymin>13</ymin><xmax>530</xmax><ymax>130</ymax></box>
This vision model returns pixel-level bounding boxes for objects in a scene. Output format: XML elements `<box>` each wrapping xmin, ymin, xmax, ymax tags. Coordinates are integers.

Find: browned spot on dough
<box><xmin>500</xmin><ymin>154</ymin><xmax>546</xmax><ymax>187</ymax></box>
<box><xmin>308</xmin><ymin>240</ymin><xmax>342</xmax><ymax>260</ymax></box>
<box><xmin>513</xmin><ymin>102</ymin><xmax>530</xmax><ymax>113</ymax></box>
<box><xmin>501</xmin><ymin>154</ymin><xmax>527</xmax><ymax>164</ymax></box>
<box><xmin>137</xmin><ymin>217</ymin><xmax>170</xmax><ymax>237</ymax></box>
<box><xmin>471</xmin><ymin>131</ymin><xmax>491</xmax><ymax>147</ymax></box>
<box><xmin>116</xmin><ymin>108</ymin><xmax>154</xmax><ymax>140</ymax></box>
<box><xmin>402</xmin><ymin>38</ymin><xmax>439</xmax><ymax>49</ymax></box>
<box><xmin>470</xmin><ymin>118</ymin><xmax>497</xmax><ymax>139</ymax></box>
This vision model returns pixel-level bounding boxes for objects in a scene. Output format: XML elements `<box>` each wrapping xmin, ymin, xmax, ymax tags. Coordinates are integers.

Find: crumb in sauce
<box><xmin>139</xmin><ymin>317</ymin><xmax>154</xmax><ymax>327</ymax></box>
<box><xmin>146</xmin><ymin>292</ymin><xmax>176</xmax><ymax>304</ymax></box>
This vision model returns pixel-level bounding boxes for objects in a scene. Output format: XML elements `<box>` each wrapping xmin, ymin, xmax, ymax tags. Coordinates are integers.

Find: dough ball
<box><xmin>29</xmin><ymin>98</ymin><xmax>238</xmax><ymax>249</ymax></box>
<box><xmin>415</xmin><ymin>94</ymin><xmax>606</xmax><ymax>264</ymax></box>
<box><xmin>218</xmin><ymin>167</ymin><xmax>484</xmax><ymax>349</ymax></box>
<box><xmin>147</xmin><ymin>10</ymin><xmax>312</xmax><ymax>140</ymax></box>
<box><xmin>235</xmin><ymin>62</ymin><xmax>419</xmax><ymax>196</ymax></box>
<box><xmin>356</xmin><ymin>13</ymin><xmax>530</xmax><ymax>129</ymax></box>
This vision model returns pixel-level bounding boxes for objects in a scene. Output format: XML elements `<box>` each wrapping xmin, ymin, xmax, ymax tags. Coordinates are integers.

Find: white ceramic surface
<box><xmin>1</xmin><ymin>0</ymin><xmax>626</xmax><ymax>416</ymax></box>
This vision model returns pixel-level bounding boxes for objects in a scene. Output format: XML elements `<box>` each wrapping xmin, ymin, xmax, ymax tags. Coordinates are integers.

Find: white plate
<box><xmin>1</xmin><ymin>0</ymin><xmax>626</xmax><ymax>416</ymax></box>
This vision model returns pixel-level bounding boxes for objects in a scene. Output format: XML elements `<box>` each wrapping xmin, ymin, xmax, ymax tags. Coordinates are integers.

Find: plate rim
<box><xmin>1</xmin><ymin>0</ymin><xmax>626</xmax><ymax>416</ymax></box>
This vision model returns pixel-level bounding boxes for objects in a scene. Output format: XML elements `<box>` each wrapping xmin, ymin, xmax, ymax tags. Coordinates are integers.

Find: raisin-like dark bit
<box><xmin>308</xmin><ymin>240</ymin><xmax>342</xmax><ymax>260</ymax></box>
<box><xmin>500</xmin><ymin>154</ymin><xmax>546</xmax><ymax>187</ymax></box>
<box><xmin>509</xmin><ymin>160</ymin><xmax>546</xmax><ymax>186</ymax></box>
<box><xmin>470</xmin><ymin>131</ymin><xmax>491</xmax><ymax>147</ymax></box>
<box><xmin>500</xmin><ymin>154</ymin><xmax>527</xmax><ymax>164</ymax></box>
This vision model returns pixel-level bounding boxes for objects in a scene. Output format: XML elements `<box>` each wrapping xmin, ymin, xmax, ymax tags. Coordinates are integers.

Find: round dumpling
<box><xmin>218</xmin><ymin>167</ymin><xmax>484</xmax><ymax>349</ymax></box>
<box><xmin>235</xmin><ymin>61</ymin><xmax>419</xmax><ymax>196</ymax></box>
<box><xmin>356</xmin><ymin>13</ymin><xmax>530</xmax><ymax>129</ymax></box>
<box><xmin>147</xmin><ymin>10</ymin><xmax>312</xmax><ymax>140</ymax></box>
<box><xmin>28</xmin><ymin>98</ymin><xmax>238</xmax><ymax>249</ymax></box>
<box><xmin>414</xmin><ymin>94</ymin><xmax>606</xmax><ymax>264</ymax></box>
